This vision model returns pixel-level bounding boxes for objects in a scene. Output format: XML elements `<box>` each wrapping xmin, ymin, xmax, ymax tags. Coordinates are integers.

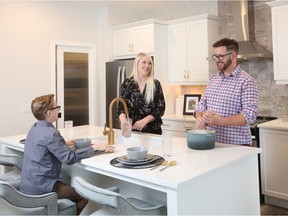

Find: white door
<box><xmin>54</xmin><ymin>43</ymin><xmax>96</xmax><ymax>129</ymax></box>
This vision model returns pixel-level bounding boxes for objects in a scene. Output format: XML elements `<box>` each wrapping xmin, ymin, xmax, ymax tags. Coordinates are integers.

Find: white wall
<box><xmin>0</xmin><ymin>1</ymin><xmax>146</xmax><ymax>137</ymax></box>
<box><xmin>98</xmin><ymin>7</ymin><xmax>141</xmax><ymax>126</ymax></box>
<box><xmin>0</xmin><ymin>1</ymin><xmax>218</xmax><ymax>137</ymax></box>
<box><xmin>0</xmin><ymin>2</ymin><xmax>107</xmax><ymax>137</ymax></box>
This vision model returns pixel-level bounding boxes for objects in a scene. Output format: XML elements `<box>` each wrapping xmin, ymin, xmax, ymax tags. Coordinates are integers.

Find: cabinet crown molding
<box><xmin>167</xmin><ymin>14</ymin><xmax>219</xmax><ymax>25</ymax></box>
<box><xmin>112</xmin><ymin>19</ymin><xmax>167</xmax><ymax>30</ymax></box>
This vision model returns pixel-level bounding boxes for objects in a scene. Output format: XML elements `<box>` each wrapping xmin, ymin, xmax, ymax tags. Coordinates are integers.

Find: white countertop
<box><xmin>0</xmin><ymin>125</ymin><xmax>260</xmax><ymax>190</ymax></box>
<box><xmin>258</xmin><ymin>119</ymin><xmax>288</xmax><ymax>131</ymax></box>
<box><xmin>0</xmin><ymin>125</ymin><xmax>262</xmax><ymax>215</ymax></box>
<box><xmin>162</xmin><ymin>114</ymin><xmax>196</xmax><ymax>122</ymax></box>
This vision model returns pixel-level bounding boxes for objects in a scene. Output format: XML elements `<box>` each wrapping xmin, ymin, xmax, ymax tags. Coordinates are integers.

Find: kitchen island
<box><xmin>0</xmin><ymin>125</ymin><xmax>261</xmax><ymax>215</ymax></box>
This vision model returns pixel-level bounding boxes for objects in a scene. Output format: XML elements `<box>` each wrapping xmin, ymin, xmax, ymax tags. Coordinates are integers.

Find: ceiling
<box><xmin>67</xmin><ymin>0</ymin><xmax>272</xmax><ymax>8</ymax></box>
<box><xmin>10</xmin><ymin>0</ymin><xmax>272</xmax><ymax>12</ymax></box>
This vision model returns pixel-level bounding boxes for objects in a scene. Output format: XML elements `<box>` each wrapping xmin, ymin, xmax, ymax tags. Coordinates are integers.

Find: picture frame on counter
<box><xmin>183</xmin><ymin>94</ymin><xmax>201</xmax><ymax>115</ymax></box>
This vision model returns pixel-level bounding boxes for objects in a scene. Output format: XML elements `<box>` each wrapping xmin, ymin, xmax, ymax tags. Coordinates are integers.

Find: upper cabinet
<box><xmin>113</xmin><ymin>20</ymin><xmax>167</xmax><ymax>59</ymax></box>
<box><xmin>112</xmin><ymin>19</ymin><xmax>179</xmax><ymax>115</ymax></box>
<box><xmin>167</xmin><ymin>14</ymin><xmax>219</xmax><ymax>85</ymax></box>
<box><xmin>267</xmin><ymin>1</ymin><xmax>288</xmax><ymax>84</ymax></box>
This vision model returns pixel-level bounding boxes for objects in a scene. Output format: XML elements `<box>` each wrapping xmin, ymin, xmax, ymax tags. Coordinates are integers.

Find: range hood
<box><xmin>234</xmin><ymin>0</ymin><xmax>273</xmax><ymax>60</ymax></box>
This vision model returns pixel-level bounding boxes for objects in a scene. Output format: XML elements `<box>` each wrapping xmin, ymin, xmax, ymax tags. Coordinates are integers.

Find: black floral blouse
<box><xmin>117</xmin><ymin>77</ymin><xmax>166</xmax><ymax>134</ymax></box>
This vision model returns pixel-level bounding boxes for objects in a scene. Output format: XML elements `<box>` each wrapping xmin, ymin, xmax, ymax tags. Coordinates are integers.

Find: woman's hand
<box><xmin>132</xmin><ymin>119</ymin><xmax>147</xmax><ymax>131</ymax></box>
<box><xmin>132</xmin><ymin>115</ymin><xmax>154</xmax><ymax>131</ymax></box>
<box><xmin>120</xmin><ymin>118</ymin><xmax>132</xmax><ymax>137</ymax></box>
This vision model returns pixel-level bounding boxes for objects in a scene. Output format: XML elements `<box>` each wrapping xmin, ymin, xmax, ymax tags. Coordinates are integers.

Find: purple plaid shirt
<box><xmin>195</xmin><ymin>64</ymin><xmax>259</xmax><ymax>145</ymax></box>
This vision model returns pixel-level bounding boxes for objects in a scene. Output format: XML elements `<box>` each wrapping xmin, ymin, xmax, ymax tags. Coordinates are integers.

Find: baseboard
<box><xmin>264</xmin><ymin>195</ymin><xmax>288</xmax><ymax>209</ymax></box>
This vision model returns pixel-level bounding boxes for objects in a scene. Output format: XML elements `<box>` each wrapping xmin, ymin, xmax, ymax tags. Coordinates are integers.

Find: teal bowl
<box><xmin>186</xmin><ymin>129</ymin><xmax>215</xmax><ymax>150</ymax></box>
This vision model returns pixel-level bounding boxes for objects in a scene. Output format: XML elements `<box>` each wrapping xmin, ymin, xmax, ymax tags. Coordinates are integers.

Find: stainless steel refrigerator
<box><xmin>106</xmin><ymin>60</ymin><xmax>134</xmax><ymax>129</ymax></box>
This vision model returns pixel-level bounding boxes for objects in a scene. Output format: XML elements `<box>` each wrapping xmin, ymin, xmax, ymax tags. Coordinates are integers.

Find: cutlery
<box><xmin>150</xmin><ymin>160</ymin><xmax>168</xmax><ymax>170</ymax></box>
<box><xmin>159</xmin><ymin>160</ymin><xmax>177</xmax><ymax>172</ymax></box>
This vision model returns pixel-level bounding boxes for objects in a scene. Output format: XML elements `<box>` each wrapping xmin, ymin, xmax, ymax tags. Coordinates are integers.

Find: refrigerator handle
<box><xmin>117</xmin><ymin>66</ymin><xmax>121</xmax><ymax>98</ymax></box>
<box><xmin>121</xmin><ymin>66</ymin><xmax>126</xmax><ymax>84</ymax></box>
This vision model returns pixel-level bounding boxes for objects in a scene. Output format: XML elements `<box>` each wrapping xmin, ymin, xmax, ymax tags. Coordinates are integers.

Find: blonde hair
<box><xmin>129</xmin><ymin>53</ymin><xmax>155</xmax><ymax>104</ymax></box>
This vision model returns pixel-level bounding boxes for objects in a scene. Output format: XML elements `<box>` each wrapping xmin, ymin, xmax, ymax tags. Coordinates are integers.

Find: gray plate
<box><xmin>117</xmin><ymin>154</ymin><xmax>157</xmax><ymax>165</ymax></box>
<box><xmin>110</xmin><ymin>155</ymin><xmax>164</xmax><ymax>169</ymax></box>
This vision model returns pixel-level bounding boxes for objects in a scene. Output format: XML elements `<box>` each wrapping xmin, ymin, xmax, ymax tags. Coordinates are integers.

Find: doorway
<box><xmin>52</xmin><ymin>42</ymin><xmax>96</xmax><ymax>128</ymax></box>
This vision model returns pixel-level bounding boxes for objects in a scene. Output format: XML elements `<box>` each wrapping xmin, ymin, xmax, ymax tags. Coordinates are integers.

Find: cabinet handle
<box><xmin>184</xmin><ymin>70</ymin><xmax>186</xmax><ymax>79</ymax></box>
<box><xmin>162</xmin><ymin>124</ymin><xmax>170</xmax><ymax>127</ymax></box>
<box><xmin>187</xmin><ymin>69</ymin><xmax>190</xmax><ymax>79</ymax></box>
<box><xmin>128</xmin><ymin>43</ymin><xmax>134</xmax><ymax>53</ymax></box>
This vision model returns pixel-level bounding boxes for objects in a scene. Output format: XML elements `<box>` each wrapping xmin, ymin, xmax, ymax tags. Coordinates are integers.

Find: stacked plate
<box><xmin>117</xmin><ymin>154</ymin><xmax>158</xmax><ymax>165</ymax></box>
<box><xmin>110</xmin><ymin>154</ymin><xmax>165</xmax><ymax>169</ymax></box>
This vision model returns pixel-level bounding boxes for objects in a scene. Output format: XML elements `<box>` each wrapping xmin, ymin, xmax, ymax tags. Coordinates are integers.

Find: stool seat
<box><xmin>0</xmin><ymin>154</ymin><xmax>22</xmax><ymax>189</ymax></box>
<box><xmin>0</xmin><ymin>180</ymin><xmax>77</xmax><ymax>215</ymax></box>
<box><xmin>74</xmin><ymin>176</ymin><xmax>167</xmax><ymax>215</ymax></box>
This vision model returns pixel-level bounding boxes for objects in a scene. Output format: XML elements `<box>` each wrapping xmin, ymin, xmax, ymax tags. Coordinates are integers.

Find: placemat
<box><xmin>110</xmin><ymin>155</ymin><xmax>164</xmax><ymax>169</ymax></box>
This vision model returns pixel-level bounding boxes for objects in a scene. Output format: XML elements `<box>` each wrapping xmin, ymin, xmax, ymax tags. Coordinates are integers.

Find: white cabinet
<box><xmin>112</xmin><ymin>19</ymin><xmax>179</xmax><ymax>115</ymax></box>
<box><xmin>113</xmin><ymin>20</ymin><xmax>166</xmax><ymax>59</ymax></box>
<box><xmin>267</xmin><ymin>1</ymin><xmax>288</xmax><ymax>84</ymax></box>
<box><xmin>259</xmin><ymin>126</ymin><xmax>288</xmax><ymax>208</ymax></box>
<box><xmin>162</xmin><ymin>115</ymin><xmax>195</xmax><ymax>137</ymax></box>
<box><xmin>168</xmin><ymin>14</ymin><xmax>219</xmax><ymax>85</ymax></box>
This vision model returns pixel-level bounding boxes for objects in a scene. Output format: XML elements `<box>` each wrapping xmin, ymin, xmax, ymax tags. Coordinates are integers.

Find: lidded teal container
<box><xmin>186</xmin><ymin>129</ymin><xmax>215</xmax><ymax>150</ymax></box>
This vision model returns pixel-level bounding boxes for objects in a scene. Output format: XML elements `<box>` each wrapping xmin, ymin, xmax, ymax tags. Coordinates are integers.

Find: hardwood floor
<box><xmin>261</xmin><ymin>203</ymin><xmax>288</xmax><ymax>215</ymax></box>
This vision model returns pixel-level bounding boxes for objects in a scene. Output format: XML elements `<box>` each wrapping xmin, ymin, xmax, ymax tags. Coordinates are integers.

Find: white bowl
<box><xmin>73</xmin><ymin>138</ymin><xmax>92</xmax><ymax>149</ymax></box>
<box><xmin>126</xmin><ymin>147</ymin><xmax>148</xmax><ymax>160</ymax></box>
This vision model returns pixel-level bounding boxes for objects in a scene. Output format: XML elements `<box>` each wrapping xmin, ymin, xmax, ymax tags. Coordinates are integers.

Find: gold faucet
<box><xmin>103</xmin><ymin>98</ymin><xmax>129</xmax><ymax>144</ymax></box>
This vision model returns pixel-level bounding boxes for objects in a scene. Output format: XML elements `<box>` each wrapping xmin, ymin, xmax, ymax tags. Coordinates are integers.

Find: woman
<box><xmin>118</xmin><ymin>52</ymin><xmax>165</xmax><ymax>135</ymax></box>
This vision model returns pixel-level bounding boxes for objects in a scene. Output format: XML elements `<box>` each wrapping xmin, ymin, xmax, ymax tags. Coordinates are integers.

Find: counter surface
<box><xmin>0</xmin><ymin>125</ymin><xmax>259</xmax><ymax>189</ymax></box>
<box><xmin>258</xmin><ymin>119</ymin><xmax>288</xmax><ymax>131</ymax></box>
<box><xmin>162</xmin><ymin>114</ymin><xmax>195</xmax><ymax>122</ymax></box>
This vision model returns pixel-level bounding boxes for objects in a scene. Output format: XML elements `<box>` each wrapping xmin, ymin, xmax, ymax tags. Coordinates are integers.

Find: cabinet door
<box><xmin>168</xmin><ymin>17</ymin><xmax>218</xmax><ymax>84</ymax></box>
<box><xmin>113</xmin><ymin>28</ymin><xmax>132</xmax><ymax>57</ymax></box>
<box><xmin>168</xmin><ymin>23</ymin><xmax>188</xmax><ymax>83</ymax></box>
<box><xmin>113</xmin><ymin>24</ymin><xmax>155</xmax><ymax>58</ymax></box>
<box><xmin>271</xmin><ymin>5</ymin><xmax>288</xmax><ymax>83</ymax></box>
<box><xmin>260</xmin><ymin>128</ymin><xmax>288</xmax><ymax>200</ymax></box>
<box><xmin>133</xmin><ymin>24</ymin><xmax>154</xmax><ymax>54</ymax></box>
<box><xmin>187</xmin><ymin>20</ymin><xmax>210</xmax><ymax>83</ymax></box>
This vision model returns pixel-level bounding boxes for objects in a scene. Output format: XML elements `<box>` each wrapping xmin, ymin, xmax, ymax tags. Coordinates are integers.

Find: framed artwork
<box><xmin>183</xmin><ymin>94</ymin><xmax>201</xmax><ymax>115</ymax></box>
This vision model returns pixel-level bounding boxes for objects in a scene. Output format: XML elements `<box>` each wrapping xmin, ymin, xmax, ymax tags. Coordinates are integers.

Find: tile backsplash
<box><xmin>181</xmin><ymin>85</ymin><xmax>206</xmax><ymax>96</ymax></box>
